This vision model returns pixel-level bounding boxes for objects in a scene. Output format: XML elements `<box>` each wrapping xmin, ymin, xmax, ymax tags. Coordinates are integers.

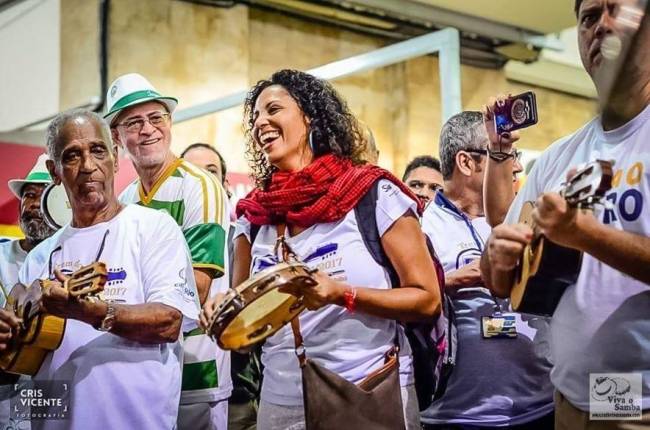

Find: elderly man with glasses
<box><xmin>106</xmin><ymin>73</ymin><xmax>232</xmax><ymax>429</ymax></box>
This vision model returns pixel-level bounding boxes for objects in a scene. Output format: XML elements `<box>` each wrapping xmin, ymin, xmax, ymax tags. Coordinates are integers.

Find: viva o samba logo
<box><xmin>591</xmin><ymin>376</ymin><xmax>631</xmax><ymax>401</ymax></box>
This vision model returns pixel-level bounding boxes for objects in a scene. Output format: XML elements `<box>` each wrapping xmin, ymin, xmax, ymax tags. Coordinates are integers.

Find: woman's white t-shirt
<box><xmin>235</xmin><ymin>179</ymin><xmax>417</xmax><ymax>406</ymax></box>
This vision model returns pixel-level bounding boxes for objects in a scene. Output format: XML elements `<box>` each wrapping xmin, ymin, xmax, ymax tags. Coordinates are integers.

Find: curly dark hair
<box><xmin>243</xmin><ymin>69</ymin><xmax>363</xmax><ymax>188</ymax></box>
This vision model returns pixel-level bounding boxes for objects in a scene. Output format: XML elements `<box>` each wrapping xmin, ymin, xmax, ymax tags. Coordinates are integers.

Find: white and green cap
<box><xmin>104</xmin><ymin>73</ymin><xmax>178</xmax><ymax>125</ymax></box>
<box><xmin>8</xmin><ymin>153</ymin><xmax>52</xmax><ymax>198</ymax></box>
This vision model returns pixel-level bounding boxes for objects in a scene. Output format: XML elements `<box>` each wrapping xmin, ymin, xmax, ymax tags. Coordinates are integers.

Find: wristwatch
<box><xmin>98</xmin><ymin>302</ymin><xmax>116</xmax><ymax>332</ymax></box>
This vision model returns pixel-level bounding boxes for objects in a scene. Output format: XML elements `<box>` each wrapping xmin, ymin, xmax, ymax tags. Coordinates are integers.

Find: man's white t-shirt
<box><xmin>505</xmin><ymin>104</ymin><xmax>650</xmax><ymax>411</ymax></box>
<box><xmin>235</xmin><ymin>179</ymin><xmax>416</xmax><ymax>406</ymax></box>
<box><xmin>19</xmin><ymin>204</ymin><xmax>200</xmax><ymax>430</ymax></box>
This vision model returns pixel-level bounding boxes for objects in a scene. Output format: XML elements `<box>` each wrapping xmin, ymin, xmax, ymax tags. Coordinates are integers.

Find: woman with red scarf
<box><xmin>202</xmin><ymin>69</ymin><xmax>441</xmax><ymax>429</ymax></box>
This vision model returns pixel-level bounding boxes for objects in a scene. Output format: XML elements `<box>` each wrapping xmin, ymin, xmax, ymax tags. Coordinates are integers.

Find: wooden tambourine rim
<box><xmin>209</xmin><ymin>261</ymin><xmax>314</xmax><ymax>350</ymax></box>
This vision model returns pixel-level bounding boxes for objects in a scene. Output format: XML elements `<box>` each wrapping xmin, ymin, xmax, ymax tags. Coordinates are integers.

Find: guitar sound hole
<box><xmin>21</xmin><ymin>302</ymin><xmax>32</xmax><ymax>327</ymax></box>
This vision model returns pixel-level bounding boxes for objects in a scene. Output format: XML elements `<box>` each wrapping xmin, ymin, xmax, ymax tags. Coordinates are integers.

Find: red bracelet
<box><xmin>344</xmin><ymin>287</ymin><xmax>357</xmax><ymax>313</ymax></box>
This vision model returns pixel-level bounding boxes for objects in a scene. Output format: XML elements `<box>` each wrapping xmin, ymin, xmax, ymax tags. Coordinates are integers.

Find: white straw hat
<box><xmin>8</xmin><ymin>153</ymin><xmax>52</xmax><ymax>198</ymax></box>
<box><xmin>104</xmin><ymin>73</ymin><xmax>178</xmax><ymax>125</ymax></box>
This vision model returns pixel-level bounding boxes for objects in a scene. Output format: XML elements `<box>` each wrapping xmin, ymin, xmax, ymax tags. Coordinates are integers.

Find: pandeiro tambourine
<box><xmin>208</xmin><ymin>261</ymin><xmax>317</xmax><ymax>350</ymax></box>
<box><xmin>41</xmin><ymin>183</ymin><xmax>72</xmax><ymax>229</ymax></box>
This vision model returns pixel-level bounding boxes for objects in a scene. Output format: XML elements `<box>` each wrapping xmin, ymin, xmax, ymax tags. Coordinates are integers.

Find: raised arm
<box><xmin>482</xmin><ymin>96</ymin><xmax>521</xmax><ymax>227</ymax></box>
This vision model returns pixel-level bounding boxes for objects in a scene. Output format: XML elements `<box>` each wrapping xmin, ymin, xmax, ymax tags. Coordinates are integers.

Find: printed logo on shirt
<box><xmin>589</xmin><ymin>373</ymin><xmax>642</xmax><ymax>420</ymax></box>
<box><xmin>55</xmin><ymin>260</ymin><xmax>82</xmax><ymax>276</ymax></box>
<box><xmin>174</xmin><ymin>268</ymin><xmax>196</xmax><ymax>303</ymax></box>
<box><xmin>602</xmin><ymin>161</ymin><xmax>646</xmax><ymax>225</ymax></box>
<box><xmin>254</xmin><ymin>254</ymin><xmax>278</xmax><ymax>272</ymax></box>
<box><xmin>254</xmin><ymin>243</ymin><xmax>339</xmax><ymax>270</ymax></box>
<box><xmin>57</xmin><ymin>262</ymin><xmax>129</xmax><ymax>300</ymax></box>
<box><xmin>253</xmin><ymin>243</ymin><xmax>346</xmax><ymax>280</ymax></box>
<box><xmin>305</xmin><ymin>243</ymin><xmax>345</xmax><ymax>279</ymax></box>
<box><xmin>455</xmin><ymin>248</ymin><xmax>481</xmax><ymax>270</ymax></box>
<box><xmin>103</xmin><ymin>268</ymin><xmax>128</xmax><ymax>300</ymax></box>
<box><xmin>380</xmin><ymin>182</ymin><xmax>399</xmax><ymax>198</ymax></box>
<box><xmin>107</xmin><ymin>268</ymin><xmax>127</xmax><ymax>284</ymax></box>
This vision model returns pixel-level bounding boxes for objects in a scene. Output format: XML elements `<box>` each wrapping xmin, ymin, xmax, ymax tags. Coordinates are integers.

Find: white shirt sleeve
<box><xmin>18</xmin><ymin>235</ymin><xmax>56</xmax><ymax>285</ymax></box>
<box><xmin>374</xmin><ymin>179</ymin><xmax>418</xmax><ymax>237</ymax></box>
<box><xmin>234</xmin><ymin>215</ymin><xmax>252</xmax><ymax>242</ymax></box>
<box><xmin>140</xmin><ymin>211</ymin><xmax>200</xmax><ymax>331</ymax></box>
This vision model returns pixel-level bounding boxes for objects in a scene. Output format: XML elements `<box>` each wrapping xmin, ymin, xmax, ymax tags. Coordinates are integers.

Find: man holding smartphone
<box><xmin>481</xmin><ymin>1</ymin><xmax>650</xmax><ymax>428</ymax></box>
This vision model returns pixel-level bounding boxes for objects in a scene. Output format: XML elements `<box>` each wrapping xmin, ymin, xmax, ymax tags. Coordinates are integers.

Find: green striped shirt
<box><xmin>120</xmin><ymin>158</ymin><xmax>231</xmax><ymax>402</ymax></box>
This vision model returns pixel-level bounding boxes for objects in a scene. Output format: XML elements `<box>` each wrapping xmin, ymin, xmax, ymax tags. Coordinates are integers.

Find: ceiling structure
<box><xmin>189</xmin><ymin>0</ymin><xmax>577</xmax><ymax>69</ymax></box>
<box><xmin>411</xmin><ymin>0</ymin><xmax>577</xmax><ymax>34</ymax></box>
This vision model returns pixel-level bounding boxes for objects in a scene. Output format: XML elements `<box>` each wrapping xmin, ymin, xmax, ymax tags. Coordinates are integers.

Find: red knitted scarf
<box><xmin>236</xmin><ymin>154</ymin><xmax>423</xmax><ymax>227</ymax></box>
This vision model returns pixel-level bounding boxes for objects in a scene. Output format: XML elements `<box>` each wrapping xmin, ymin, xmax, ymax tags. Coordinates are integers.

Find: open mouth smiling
<box><xmin>258</xmin><ymin>130</ymin><xmax>280</xmax><ymax>150</ymax></box>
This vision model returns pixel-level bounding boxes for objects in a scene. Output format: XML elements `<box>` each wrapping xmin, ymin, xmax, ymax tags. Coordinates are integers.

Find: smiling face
<box><xmin>49</xmin><ymin>117</ymin><xmax>118</xmax><ymax>213</ymax></box>
<box><xmin>251</xmin><ymin>85</ymin><xmax>313</xmax><ymax>172</ymax></box>
<box><xmin>111</xmin><ymin>101</ymin><xmax>172</xmax><ymax>169</ymax></box>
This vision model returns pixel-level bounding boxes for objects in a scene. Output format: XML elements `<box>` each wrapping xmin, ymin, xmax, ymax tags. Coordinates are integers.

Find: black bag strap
<box><xmin>354</xmin><ymin>180</ymin><xmax>446</xmax><ymax>298</ymax></box>
<box><xmin>354</xmin><ymin>180</ymin><xmax>400</xmax><ymax>288</ymax></box>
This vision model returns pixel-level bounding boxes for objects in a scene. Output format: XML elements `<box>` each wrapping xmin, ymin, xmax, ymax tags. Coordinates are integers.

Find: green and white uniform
<box><xmin>120</xmin><ymin>158</ymin><xmax>232</xmax><ymax>404</ymax></box>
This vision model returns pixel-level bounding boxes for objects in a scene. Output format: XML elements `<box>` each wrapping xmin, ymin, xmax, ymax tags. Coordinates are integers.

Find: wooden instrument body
<box><xmin>511</xmin><ymin>203</ymin><xmax>583</xmax><ymax>316</ymax></box>
<box><xmin>0</xmin><ymin>262</ymin><xmax>107</xmax><ymax>375</ymax></box>
<box><xmin>510</xmin><ymin>160</ymin><xmax>613</xmax><ymax>316</ymax></box>
<box><xmin>209</xmin><ymin>261</ymin><xmax>317</xmax><ymax>350</ymax></box>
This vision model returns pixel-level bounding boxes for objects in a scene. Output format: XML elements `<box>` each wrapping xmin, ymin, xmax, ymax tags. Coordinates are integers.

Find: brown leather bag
<box><xmin>275</xmin><ymin>224</ymin><xmax>405</xmax><ymax>430</ymax></box>
<box><xmin>292</xmin><ymin>318</ymin><xmax>405</xmax><ymax>430</ymax></box>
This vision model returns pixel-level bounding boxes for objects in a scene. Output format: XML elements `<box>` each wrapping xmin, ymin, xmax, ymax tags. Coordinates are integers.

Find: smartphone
<box><xmin>494</xmin><ymin>91</ymin><xmax>538</xmax><ymax>135</ymax></box>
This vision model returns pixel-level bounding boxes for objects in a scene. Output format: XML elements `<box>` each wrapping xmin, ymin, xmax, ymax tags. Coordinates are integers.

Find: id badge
<box><xmin>481</xmin><ymin>313</ymin><xmax>517</xmax><ymax>339</ymax></box>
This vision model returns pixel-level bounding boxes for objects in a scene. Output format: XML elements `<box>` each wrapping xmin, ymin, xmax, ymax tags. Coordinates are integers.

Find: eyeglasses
<box><xmin>465</xmin><ymin>148</ymin><xmax>522</xmax><ymax>161</ymax></box>
<box><xmin>115</xmin><ymin>112</ymin><xmax>170</xmax><ymax>133</ymax></box>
